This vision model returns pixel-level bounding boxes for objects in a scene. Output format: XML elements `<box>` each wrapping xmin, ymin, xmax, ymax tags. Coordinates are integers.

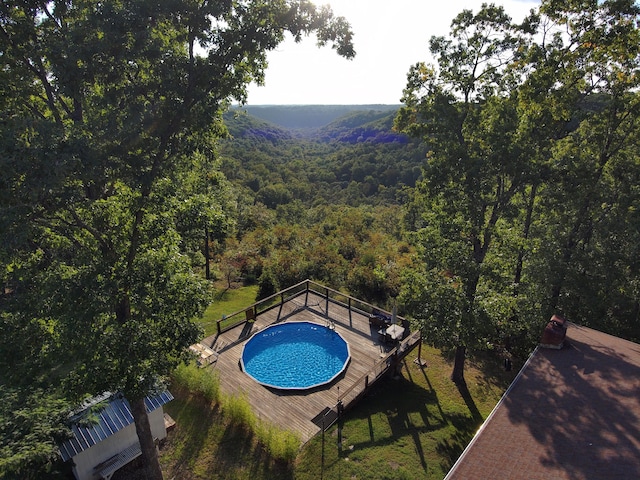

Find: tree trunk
<box><xmin>451</xmin><ymin>345</ymin><xmax>466</xmax><ymax>384</ymax></box>
<box><xmin>131</xmin><ymin>397</ymin><xmax>164</xmax><ymax>480</ymax></box>
<box><xmin>204</xmin><ymin>226</ymin><xmax>210</xmax><ymax>280</ymax></box>
<box><xmin>513</xmin><ymin>183</ymin><xmax>537</xmax><ymax>296</ymax></box>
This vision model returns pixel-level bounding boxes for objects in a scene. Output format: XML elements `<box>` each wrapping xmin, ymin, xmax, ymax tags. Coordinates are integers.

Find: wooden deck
<box><xmin>201</xmin><ymin>290</ymin><xmax>420</xmax><ymax>443</ymax></box>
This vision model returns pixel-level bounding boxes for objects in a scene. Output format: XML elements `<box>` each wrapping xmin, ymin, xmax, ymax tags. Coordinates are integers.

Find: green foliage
<box><xmin>515</xmin><ymin>0</ymin><xmax>640</xmax><ymax>338</ymax></box>
<box><xmin>396</xmin><ymin>0</ymin><xmax>640</xmax><ymax>372</ymax></box>
<box><xmin>396</xmin><ymin>5</ymin><xmax>530</xmax><ymax>366</ymax></box>
<box><xmin>0</xmin><ymin>1</ymin><xmax>355</xmax><ymax>476</ymax></box>
<box><xmin>222</xmin><ymin>392</ymin><xmax>257</xmax><ymax>430</ymax></box>
<box><xmin>0</xmin><ymin>388</ymin><xmax>71</xmax><ymax>480</ymax></box>
<box><xmin>257</xmin><ymin>269</ymin><xmax>280</xmax><ymax>301</ymax></box>
<box><xmin>172</xmin><ymin>363</ymin><xmax>220</xmax><ymax>404</ymax></box>
<box><xmin>227</xmin><ymin>205</ymin><xmax>413</xmax><ymax>306</ymax></box>
<box><xmin>220</xmin><ymin>108</ymin><xmax>424</xmax><ymax>209</ymax></box>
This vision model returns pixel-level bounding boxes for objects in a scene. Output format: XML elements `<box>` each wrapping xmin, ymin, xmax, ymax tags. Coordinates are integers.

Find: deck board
<box><xmin>202</xmin><ymin>292</ymin><xmax>401</xmax><ymax>443</ymax></box>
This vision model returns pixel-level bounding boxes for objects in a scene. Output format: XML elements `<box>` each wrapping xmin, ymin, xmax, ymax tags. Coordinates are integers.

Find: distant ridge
<box><xmin>231</xmin><ymin>104</ymin><xmax>401</xmax><ymax>129</ymax></box>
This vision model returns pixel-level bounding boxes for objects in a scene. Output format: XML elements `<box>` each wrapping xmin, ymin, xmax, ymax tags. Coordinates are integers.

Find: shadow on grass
<box><xmin>218</xmin><ymin>421</ymin><xmax>293</xmax><ymax>480</ymax></box>
<box><xmin>160</xmin><ymin>389</ymin><xmax>293</xmax><ymax>480</ymax></box>
<box><xmin>454</xmin><ymin>379</ymin><xmax>483</xmax><ymax>423</ymax></box>
<box><xmin>413</xmin><ymin>359</ymin><xmax>448</xmax><ymax>425</ymax></box>
<box><xmin>434</xmin><ymin>378</ymin><xmax>488</xmax><ymax>473</ymax></box>
<box><xmin>435</xmin><ymin>412</ymin><xmax>478</xmax><ymax>473</ymax></box>
<box><xmin>332</xmin><ymin>371</ymin><xmax>448</xmax><ymax>475</ymax></box>
<box><xmin>160</xmin><ymin>389</ymin><xmax>219</xmax><ymax>475</ymax></box>
<box><xmin>213</xmin><ymin>288</ymin><xmax>230</xmax><ymax>302</ymax></box>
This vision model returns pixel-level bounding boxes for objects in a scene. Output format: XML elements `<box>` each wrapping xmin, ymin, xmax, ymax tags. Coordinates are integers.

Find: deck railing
<box><xmin>215</xmin><ymin>279</ymin><xmax>401</xmax><ymax>335</ymax></box>
<box><xmin>214</xmin><ymin>279</ymin><xmax>423</xmax><ymax>432</ymax></box>
<box><xmin>336</xmin><ymin>329</ymin><xmax>422</xmax><ymax>412</ymax></box>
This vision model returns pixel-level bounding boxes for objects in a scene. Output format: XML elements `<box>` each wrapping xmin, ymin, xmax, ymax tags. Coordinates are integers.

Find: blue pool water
<box><xmin>241</xmin><ymin>321</ymin><xmax>350</xmax><ymax>390</ymax></box>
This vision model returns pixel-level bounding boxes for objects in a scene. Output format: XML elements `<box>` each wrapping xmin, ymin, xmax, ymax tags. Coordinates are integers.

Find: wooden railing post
<box><xmin>277</xmin><ymin>293</ymin><xmax>284</xmax><ymax>321</ymax></box>
<box><xmin>325</xmin><ymin>287</ymin><xmax>329</xmax><ymax>317</ymax></box>
<box><xmin>305</xmin><ymin>279</ymin><xmax>309</xmax><ymax>306</ymax></box>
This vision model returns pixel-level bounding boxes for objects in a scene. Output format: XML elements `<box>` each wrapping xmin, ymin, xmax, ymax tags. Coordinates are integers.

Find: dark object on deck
<box><xmin>368</xmin><ymin>309</ymin><xmax>392</xmax><ymax>328</ymax></box>
<box><xmin>312</xmin><ymin>407</ymin><xmax>338</xmax><ymax>430</ymax></box>
<box><xmin>401</xmin><ymin>318</ymin><xmax>411</xmax><ymax>339</ymax></box>
<box><xmin>540</xmin><ymin>314</ymin><xmax>567</xmax><ymax>349</ymax></box>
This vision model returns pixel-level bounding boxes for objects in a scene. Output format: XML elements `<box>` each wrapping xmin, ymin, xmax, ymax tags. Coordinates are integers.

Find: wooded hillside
<box><xmin>2</xmin><ymin>1</ymin><xmax>640</xmax><ymax>477</ymax></box>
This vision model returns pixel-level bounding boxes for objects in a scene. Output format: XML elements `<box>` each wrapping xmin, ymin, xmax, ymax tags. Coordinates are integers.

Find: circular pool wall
<box><xmin>241</xmin><ymin>321</ymin><xmax>350</xmax><ymax>390</ymax></box>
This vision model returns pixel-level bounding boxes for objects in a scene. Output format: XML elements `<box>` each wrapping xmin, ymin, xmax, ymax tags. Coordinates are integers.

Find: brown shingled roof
<box><xmin>445</xmin><ymin>323</ymin><xmax>640</xmax><ymax>480</ymax></box>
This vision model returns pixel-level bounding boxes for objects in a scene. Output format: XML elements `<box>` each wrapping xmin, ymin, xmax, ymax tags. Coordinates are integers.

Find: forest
<box><xmin>2</xmin><ymin>0</ymin><xmax>640</xmax><ymax>478</ymax></box>
<box><xmin>218</xmin><ymin>89</ymin><xmax>640</xmax><ymax>352</ymax></box>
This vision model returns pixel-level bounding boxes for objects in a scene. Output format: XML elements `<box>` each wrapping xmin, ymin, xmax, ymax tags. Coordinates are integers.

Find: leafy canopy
<box><xmin>0</xmin><ymin>1</ymin><xmax>354</xmax><ymax>477</ymax></box>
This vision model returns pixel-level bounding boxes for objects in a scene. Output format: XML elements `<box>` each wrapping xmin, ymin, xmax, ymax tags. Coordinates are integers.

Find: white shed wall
<box><xmin>70</xmin><ymin>407</ymin><xmax>168</xmax><ymax>480</ymax></box>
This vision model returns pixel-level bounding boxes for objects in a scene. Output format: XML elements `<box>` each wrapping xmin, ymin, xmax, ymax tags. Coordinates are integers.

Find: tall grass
<box><xmin>170</xmin><ymin>364</ymin><xmax>300</xmax><ymax>463</ymax></box>
<box><xmin>222</xmin><ymin>392</ymin><xmax>301</xmax><ymax>463</ymax></box>
<box><xmin>255</xmin><ymin>422</ymin><xmax>301</xmax><ymax>462</ymax></box>
<box><xmin>221</xmin><ymin>391</ymin><xmax>256</xmax><ymax>428</ymax></box>
<box><xmin>171</xmin><ymin>362</ymin><xmax>220</xmax><ymax>404</ymax></box>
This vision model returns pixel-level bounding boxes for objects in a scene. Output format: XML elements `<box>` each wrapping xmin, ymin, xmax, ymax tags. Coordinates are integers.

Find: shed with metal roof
<box><xmin>58</xmin><ymin>391</ymin><xmax>173</xmax><ymax>480</ymax></box>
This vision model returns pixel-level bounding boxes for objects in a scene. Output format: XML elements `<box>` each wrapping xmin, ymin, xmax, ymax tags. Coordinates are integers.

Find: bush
<box><xmin>222</xmin><ymin>392</ymin><xmax>300</xmax><ymax>462</ymax></box>
<box><xmin>172</xmin><ymin>362</ymin><xmax>220</xmax><ymax>403</ymax></box>
<box><xmin>221</xmin><ymin>392</ymin><xmax>257</xmax><ymax>429</ymax></box>
<box><xmin>257</xmin><ymin>270</ymin><xmax>278</xmax><ymax>300</ymax></box>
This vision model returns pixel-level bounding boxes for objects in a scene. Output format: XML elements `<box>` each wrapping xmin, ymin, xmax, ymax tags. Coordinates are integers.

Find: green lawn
<box><xmin>164</xmin><ymin>285</ymin><xmax>517</xmax><ymax>479</ymax></box>
<box><xmin>160</xmin><ymin>345</ymin><xmax>516</xmax><ymax>480</ymax></box>
<box><xmin>198</xmin><ymin>285</ymin><xmax>259</xmax><ymax>337</ymax></box>
<box><xmin>294</xmin><ymin>345</ymin><xmax>514</xmax><ymax>480</ymax></box>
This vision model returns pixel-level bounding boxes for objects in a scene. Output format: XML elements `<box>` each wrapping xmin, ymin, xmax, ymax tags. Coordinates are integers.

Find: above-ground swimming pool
<box><xmin>241</xmin><ymin>321</ymin><xmax>350</xmax><ymax>390</ymax></box>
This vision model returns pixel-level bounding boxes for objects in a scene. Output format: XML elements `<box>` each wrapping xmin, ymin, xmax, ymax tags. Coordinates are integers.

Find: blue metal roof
<box><xmin>58</xmin><ymin>390</ymin><xmax>173</xmax><ymax>462</ymax></box>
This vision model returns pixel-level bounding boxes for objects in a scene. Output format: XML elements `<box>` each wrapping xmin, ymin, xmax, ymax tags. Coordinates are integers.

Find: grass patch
<box><xmin>198</xmin><ymin>285</ymin><xmax>259</xmax><ymax>337</ymax></box>
<box><xmin>159</xmin><ymin>365</ymin><xmax>299</xmax><ymax>480</ymax></box>
<box><xmin>159</xmin><ymin>345</ymin><xmax>516</xmax><ymax>480</ymax></box>
<box><xmin>294</xmin><ymin>345</ymin><xmax>515</xmax><ymax>480</ymax></box>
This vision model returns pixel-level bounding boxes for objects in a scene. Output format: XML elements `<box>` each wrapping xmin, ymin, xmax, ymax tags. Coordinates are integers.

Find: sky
<box><xmin>245</xmin><ymin>0</ymin><xmax>541</xmax><ymax>105</ymax></box>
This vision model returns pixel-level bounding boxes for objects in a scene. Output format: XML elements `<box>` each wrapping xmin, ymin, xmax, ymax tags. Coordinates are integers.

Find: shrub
<box><xmin>222</xmin><ymin>392</ymin><xmax>300</xmax><ymax>462</ymax></box>
<box><xmin>172</xmin><ymin>362</ymin><xmax>220</xmax><ymax>403</ymax></box>
<box><xmin>221</xmin><ymin>392</ymin><xmax>257</xmax><ymax>429</ymax></box>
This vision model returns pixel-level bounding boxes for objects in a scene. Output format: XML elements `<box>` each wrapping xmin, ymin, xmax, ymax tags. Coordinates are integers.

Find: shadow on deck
<box><xmin>196</xmin><ymin>280</ymin><xmax>423</xmax><ymax>443</ymax></box>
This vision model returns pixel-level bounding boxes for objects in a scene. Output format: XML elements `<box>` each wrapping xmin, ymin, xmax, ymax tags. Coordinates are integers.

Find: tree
<box><xmin>0</xmin><ymin>388</ymin><xmax>72</xmax><ymax>479</ymax></box>
<box><xmin>396</xmin><ymin>4</ymin><xmax>528</xmax><ymax>382</ymax></box>
<box><xmin>518</xmin><ymin>0</ymin><xmax>640</xmax><ymax>321</ymax></box>
<box><xmin>398</xmin><ymin>0</ymin><xmax>640</xmax><ymax>376</ymax></box>
<box><xmin>0</xmin><ymin>1</ymin><xmax>353</xmax><ymax>478</ymax></box>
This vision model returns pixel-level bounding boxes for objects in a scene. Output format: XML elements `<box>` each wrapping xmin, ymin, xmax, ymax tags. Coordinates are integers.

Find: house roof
<box><xmin>445</xmin><ymin>323</ymin><xmax>640</xmax><ymax>480</ymax></box>
<box><xmin>58</xmin><ymin>390</ymin><xmax>173</xmax><ymax>462</ymax></box>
